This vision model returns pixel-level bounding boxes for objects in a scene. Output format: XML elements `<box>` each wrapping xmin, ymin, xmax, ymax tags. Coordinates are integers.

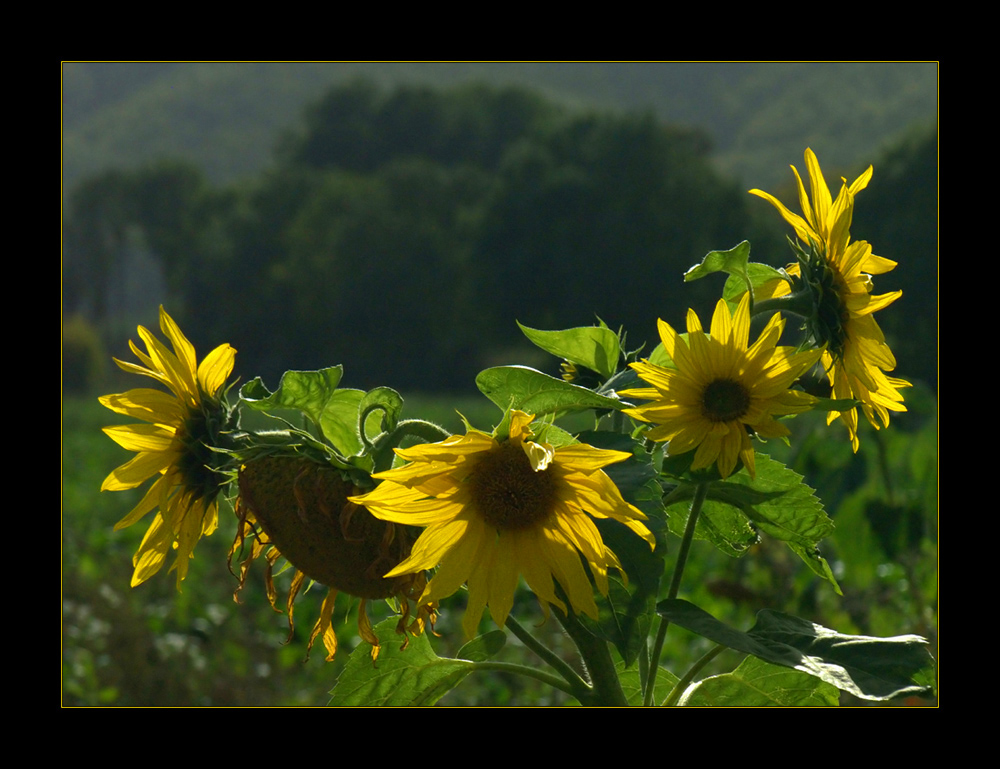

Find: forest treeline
<box><xmin>64</xmin><ymin>80</ymin><xmax>937</xmax><ymax>393</ymax></box>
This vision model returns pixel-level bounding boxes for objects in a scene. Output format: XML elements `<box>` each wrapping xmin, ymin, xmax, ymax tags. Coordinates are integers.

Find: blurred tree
<box><xmin>68</xmin><ymin>82</ymin><xmax>769</xmax><ymax>390</ymax></box>
<box><xmin>474</xmin><ymin>111</ymin><xmax>749</xmax><ymax>354</ymax></box>
<box><xmin>282</xmin><ymin>79</ymin><xmax>559</xmax><ymax>173</ymax></box>
<box><xmin>64</xmin><ymin>160</ymin><xmax>236</xmax><ymax>339</ymax></box>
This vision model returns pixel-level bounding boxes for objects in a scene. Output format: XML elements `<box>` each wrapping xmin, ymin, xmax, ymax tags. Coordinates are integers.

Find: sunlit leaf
<box><xmin>329</xmin><ymin>618</ymin><xmax>474</xmax><ymax>706</ymax></box>
<box><xmin>239</xmin><ymin>367</ymin><xmax>367</xmax><ymax>457</ymax></box>
<box><xmin>679</xmin><ymin>655</ymin><xmax>840</xmax><ymax>706</ymax></box>
<box><xmin>658</xmin><ymin>600</ymin><xmax>935</xmax><ymax>701</ymax></box>
<box><xmin>666</xmin><ymin>454</ymin><xmax>840</xmax><ymax>591</ymax></box>
<box><xmin>517</xmin><ymin>322</ymin><xmax>621</xmax><ymax>379</ymax></box>
<box><xmin>476</xmin><ymin>365</ymin><xmax>623</xmax><ymax>416</ymax></box>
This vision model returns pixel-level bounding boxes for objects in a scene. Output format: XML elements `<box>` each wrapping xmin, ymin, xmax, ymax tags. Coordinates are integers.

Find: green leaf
<box><xmin>239</xmin><ymin>367</ymin><xmax>367</xmax><ymax>457</ymax></box>
<box><xmin>666</xmin><ymin>491</ymin><xmax>760</xmax><ymax>558</ymax></box>
<box><xmin>476</xmin><ymin>365</ymin><xmax>623</xmax><ymax>416</ymax></box>
<box><xmin>721</xmin><ymin>261</ymin><xmax>788</xmax><ymax>303</ymax></box>
<box><xmin>616</xmin><ymin>652</ymin><xmax>679</xmax><ymax>706</ymax></box>
<box><xmin>517</xmin><ymin>322</ymin><xmax>621</xmax><ymax>380</ymax></box>
<box><xmin>329</xmin><ymin>618</ymin><xmax>474</xmax><ymax>706</ymax></box>
<box><xmin>658</xmin><ymin>600</ymin><xmax>935</xmax><ymax>701</ymax></box>
<box><xmin>666</xmin><ymin>454</ymin><xmax>841</xmax><ymax>591</ymax></box>
<box><xmin>318</xmin><ymin>389</ymin><xmax>366</xmax><ymax>457</ymax></box>
<box><xmin>683</xmin><ymin>241</ymin><xmax>755</xmax><ymax>289</ymax></box>
<box><xmin>679</xmin><ymin>655</ymin><xmax>840</xmax><ymax>707</ymax></box>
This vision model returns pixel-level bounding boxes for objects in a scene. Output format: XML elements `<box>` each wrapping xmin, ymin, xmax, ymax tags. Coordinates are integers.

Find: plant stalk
<box><xmin>643</xmin><ymin>480</ymin><xmax>709</xmax><ymax>706</ymax></box>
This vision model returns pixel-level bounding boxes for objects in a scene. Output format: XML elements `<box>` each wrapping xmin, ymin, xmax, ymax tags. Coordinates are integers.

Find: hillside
<box><xmin>62</xmin><ymin>62</ymin><xmax>938</xmax><ymax>191</ymax></box>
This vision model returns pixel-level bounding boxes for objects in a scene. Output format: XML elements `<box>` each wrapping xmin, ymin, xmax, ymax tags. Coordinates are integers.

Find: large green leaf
<box><xmin>679</xmin><ymin>655</ymin><xmax>840</xmax><ymax>707</ymax></box>
<box><xmin>239</xmin><ymin>367</ymin><xmax>366</xmax><ymax>457</ymax></box>
<box><xmin>517</xmin><ymin>322</ymin><xmax>621</xmax><ymax>380</ymax></box>
<box><xmin>616</xmin><ymin>653</ymin><xmax>679</xmax><ymax>706</ymax></box>
<box><xmin>667</xmin><ymin>494</ymin><xmax>760</xmax><ymax>558</ymax></box>
<box><xmin>329</xmin><ymin>618</ymin><xmax>477</xmax><ymax>706</ymax></box>
<box><xmin>658</xmin><ymin>600</ymin><xmax>935</xmax><ymax>701</ymax></box>
<box><xmin>476</xmin><ymin>365</ymin><xmax>623</xmax><ymax>416</ymax></box>
<box><xmin>666</xmin><ymin>454</ymin><xmax>840</xmax><ymax>591</ymax></box>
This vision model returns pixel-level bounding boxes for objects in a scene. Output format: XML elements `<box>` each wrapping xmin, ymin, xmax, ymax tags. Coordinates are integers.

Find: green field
<box><xmin>63</xmin><ymin>387</ymin><xmax>937</xmax><ymax>706</ymax></box>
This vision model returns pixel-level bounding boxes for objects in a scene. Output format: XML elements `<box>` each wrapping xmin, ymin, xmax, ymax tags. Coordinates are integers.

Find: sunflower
<box><xmin>619</xmin><ymin>295</ymin><xmax>822</xmax><ymax>479</ymax></box>
<box><xmin>232</xmin><ymin>455</ymin><xmax>432</xmax><ymax>661</ymax></box>
<box><xmin>749</xmin><ymin>148</ymin><xmax>910</xmax><ymax>450</ymax></box>
<box><xmin>348</xmin><ymin>411</ymin><xmax>655</xmax><ymax>639</ymax></box>
<box><xmin>100</xmin><ymin>306</ymin><xmax>236</xmax><ymax>587</ymax></box>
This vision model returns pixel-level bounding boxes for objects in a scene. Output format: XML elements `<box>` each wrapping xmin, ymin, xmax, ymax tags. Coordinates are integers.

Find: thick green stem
<box><xmin>505</xmin><ymin>614</ymin><xmax>590</xmax><ymax>697</ymax></box>
<box><xmin>643</xmin><ymin>481</ymin><xmax>710</xmax><ymax>706</ymax></box>
<box><xmin>557</xmin><ymin>609</ymin><xmax>628</xmax><ymax>706</ymax></box>
<box><xmin>368</xmin><ymin>418</ymin><xmax>452</xmax><ymax>472</ymax></box>
<box><xmin>468</xmin><ymin>660</ymin><xmax>580</xmax><ymax>698</ymax></box>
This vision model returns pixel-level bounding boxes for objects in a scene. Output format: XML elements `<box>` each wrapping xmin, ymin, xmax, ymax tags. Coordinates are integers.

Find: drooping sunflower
<box><xmin>619</xmin><ymin>295</ymin><xmax>822</xmax><ymax>479</ymax></box>
<box><xmin>749</xmin><ymin>148</ymin><xmax>910</xmax><ymax>450</ymax></box>
<box><xmin>348</xmin><ymin>411</ymin><xmax>655</xmax><ymax>639</ymax></box>
<box><xmin>100</xmin><ymin>306</ymin><xmax>237</xmax><ymax>587</ymax></box>
<box><xmin>232</xmin><ymin>455</ymin><xmax>432</xmax><ymax>661</ymax></box>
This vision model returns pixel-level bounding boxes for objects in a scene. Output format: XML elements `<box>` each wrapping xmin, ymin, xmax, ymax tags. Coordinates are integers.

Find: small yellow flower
<box><xmin>100</xmin><ymin>306</ymin><xmax>236</xmax><ymax>587</ymax></box>
<box><xmin>620</xmin><ymin>295</ymin><xmax>822</xmax><ymax>479</ymax></box>
<box><xmin>749</xmin><ymin>148</ymin><xmax>910</xmax><ymax>450</ymax></box>
<box><xmin>349</xmin><ymin>411</ymin><xmax>655</xmax><ymax>639</ymax></box>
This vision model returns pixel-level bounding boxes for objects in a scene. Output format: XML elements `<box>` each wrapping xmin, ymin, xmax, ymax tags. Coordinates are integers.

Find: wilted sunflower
<box><xmin>349</xmin><ymin>411</ymin><xmax>655</xmax><ymax>639</ymax></box>
<box><xmin>100</xmin><ymin>306</ymin><xmax>236</xmax><ymax>587</ymax></box>
<box><xmin>619</xmin><ymin>295</ymin><xmax>822</xmax><ymax>479</ymax></box>
<box><xmin>749</xmin><ymin>148</ymin><xmax>910</xmax><ymax>450</ymax></box>
<box><xmin>232</xmin><ymin>455</ymin><xmax>432</xmax><ymax>661</ymax></box>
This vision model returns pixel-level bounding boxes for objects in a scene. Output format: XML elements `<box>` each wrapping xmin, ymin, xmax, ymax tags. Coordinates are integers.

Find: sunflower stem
<box><xmin>466</xmin><ymin>660</ymin><xmax>582</xmax><ymax>699</ymax></box>
<box><xmin>556</xmin><ymin>609</ymin><xmax>628</xmax><ymax>706</ymax></box>
<box><xmin>661</xmin><ymin>643</ymin><xmax>726</xmax><ymax>707</ymax></box>
<box><xmin>643</xmin><ymin>481</ymin><xmax>709</xmax><ymax>706</ymax></box>
<box><xmin>369</xmin><ymin>419</ymin><xmax>453</xmax><ymax>472</ymax></box>
<box><xmin>504</xmin><ymin>614</ymin><xmax>590</xmax><ymax>696</ymax></box>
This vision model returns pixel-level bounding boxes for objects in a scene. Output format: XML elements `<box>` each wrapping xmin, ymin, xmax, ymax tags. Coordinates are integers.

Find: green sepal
<box><xmin>516</xmin><ymin>321</ymin><xmax>621</xmax><ymax>380</ymax></box>
<box><xmin>657</xmin><ymin>600</ymin><xmax>936</xmax><ymax>701</ymax></box>
<box><xmin>329</xmin><ymin>618</ymin><xmax>488</xmax><ymax>706</ymax></box>
<box><xmin>678</xmin><ymin>655</ymin><xmax>840</xmax><ymax>707</ymax></box>
<box><xmin>476</xmin><ymin>365</ymin><xmax>623</xmax><ymax>416</ymax></box>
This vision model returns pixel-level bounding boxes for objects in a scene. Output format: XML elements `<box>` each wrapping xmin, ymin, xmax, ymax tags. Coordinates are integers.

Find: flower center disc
<box><xmin>702</xmin><ymin>378</ymin><xmax>751</xmax><ymax>422</ymax></box>
<box><xmin>469</xmin><ymin>441</ymin><xmax>558</xmax><ymax>531</ymax></box>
